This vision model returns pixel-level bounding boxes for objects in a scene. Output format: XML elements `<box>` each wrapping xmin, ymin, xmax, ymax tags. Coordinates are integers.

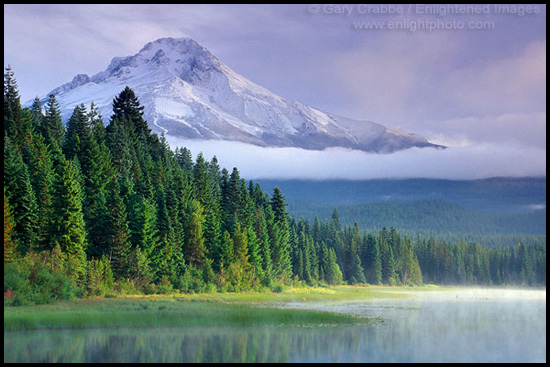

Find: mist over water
<box><xmin>4</xmin><ymin>288</ymin><xmax>545</xmax><ymax>363</ymax></box>
<box><xmin>278</xmin><ymin>288</ymin><xmax>547</xmax><ymax>362</ymax></box>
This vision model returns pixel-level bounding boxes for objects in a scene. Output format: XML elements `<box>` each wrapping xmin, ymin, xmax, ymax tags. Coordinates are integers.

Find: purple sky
<box><xmin>4</xmin><ymin>4</ymin><xmax>546</xmax><ymax>179</ymax></box>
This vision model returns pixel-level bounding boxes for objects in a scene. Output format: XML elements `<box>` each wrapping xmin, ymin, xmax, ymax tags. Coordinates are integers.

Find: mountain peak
<box><xmin>35</xmin><ymin>37</ymin><xmax>445</xmax><ymax>153</ymax></box>
<box><xmin>94</xmin><ymin>36</ymin><xmax>222</xmax><ymax>85</ymax></box>
<box><xmin>140</xmin><ymin>37</ymin><xmax>219</xmax><ymax>66</ymax></box>
<box><xmin>140</xmin><ymin>37</ymin><xmax>202</xmax><ymax>52</ymax></box>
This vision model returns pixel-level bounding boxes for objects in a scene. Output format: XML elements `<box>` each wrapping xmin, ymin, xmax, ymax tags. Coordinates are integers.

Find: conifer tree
<box><xmin>42</xmin><ymin>94</ymin><xmax>65</xmax><ymax>148</ymax></box>
<box><xmin>384</xmin><ymin>244</ymin><xmax>397</xmax><ymax>285</ymax></box>
<box><xmin>175</xmin><ymin>147</ymin><xmax>194</xmax><ymax>172</ymax></box>
<box><xmin>88</xmin><ymin>102</ymin><xmax>105</xmax><ymax>141</ymax></box>
<box><xmin>246</xmin><ymin>225</ymin><xmax>263</xmax><ymax>282</ymax></box>
<box><xmin>379</xmin><ymin>227</ymin><xmax>397</xmax><ymax>284</ymax></box>
<box><xmin>348</xmin><ymin>253</ymin><xmax>367</xmax><ymax>284</ymax></box>
<box><xmin>4</xmin><ymin>70</ymin><xmax>34</xmax><ymax>166</ymax></box>
<box><xmin>48</xmin><ymin>157</ymin><xmax>88</xmax><ymax>284</ymax></box>
<box><xmin>129</xmin><ymin>194</ymin><xmax>159</xmax><ymax>259</ymax></box>
<box><xmin>26</xmin><ymin>134</ymin><xmax>55</xmax><ymax>246</ymax></box>
<box><xmin>111</xmin><ymin>86</ymin><xmax>158</xmax><ymax>153</ymax></box>
<box><xmin>106</xmin><ymin>116</ymin><xmax>134</xmax><ymax>179</ymax></box>
<box><xmin>254</xmin><ymin>207</ymin><xmax>273</xmax><ymax>286</ymax></box>
<box><xmin>398</xmin><ymin>236</ymin><xmax>423</xmax><ymax>285</ymax></box>
<box><xmin>307</xmin><ymin>231</ymin><xmax>319</xmax><ymax>282</ymax></box>
<box><xmin>233</xmin><ymin>223</ymin><xmax>249</xmax><ymax>264</ymax></box>
<box><xmin>237</xmin><ymin>179</ymin><xmax>256</xmax><ymax>229</ymax></box>
<box><xmin>193</xmin><ymin>153</ymin><xmax>210</xmax><ymax>204</ymax></box>
<box><xmin>64</xmin><ymin>104</ymin><xmax>90</xmax><ymax>160</ymax></box>
<box><xmin>197</xmin><ymin>155</ymin><xmax>222</xmax><ymax>261</ymax></box>
<box><xmin>363</xmin><ymin>233</ymin><xmax>382</xmax><ymax>285</ymax></box>
<box><xmin>104</xmin><ymin>175</ymin><xmax>132</xmax><ymax>278</ymax></box>
<box><xmin>164</xmin><ymin>182</ymin><xmax>185</xmax><ymax>259</ymax></box>
<box><xmin>294</xmin><ymin>230</ymin><xmax>314</xmax><ymax>284</ymax></box>
<box><xmin>4</xmin><ymin>65</ymin><xmax>21</xmax><ymax>135</ymax></box>
<box><xmin>4</xmin><ymin>190</ymin><xmax>18</xmax><ymax>264</ymax></box>
<box><xmin>86</xmin><ymin>188</ymin><xmax>109</xmax><ymax>258</ymax></box>
<box><xmin>184</xmin><ymin>200</ymin><xmax>207</xmax><ymax>269</ymax></box>
<box><xmin>111</xmin><ymin>86</ymin><xmax>146</xmax><ymax>129</ymax></box>
<box><xmin>12</xmin><ymin>109</ymin><xmax>35</xmax><ymax>158</ymax></box>
<box><xmin>4</xmin><ymin>137</ymin><xmax>38</xmax><ymax>254</ymax></box>
<box><xmin>30</xmin><ymin>97</ymin><xmax>44</xmax><ymax>133</ymax></box>
<box><xmin>271</xmin><ymin>187</ymin><xmax>288</xmax><ymax>225</ymax></box>
<box><xmin>221</xmin><ymin>167</ymin><xmax>241</xmax><ymax>234</ymax></box>
<box><xmin>270</xmin><ymin>187</ymin><xmax>292</xmax><ymax>282</ymax></box>
<box><xmin>153</xmin><ymin>183</ymin><xmax>177</xmax><ymax>280</ymax></box>
<box><xmin>219</xmin><ymin>230</ymin><xmax>235</xmax><ymax>270</ymax></box>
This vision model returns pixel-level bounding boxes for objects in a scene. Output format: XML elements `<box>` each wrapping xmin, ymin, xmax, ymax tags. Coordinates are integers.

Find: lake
<box><xmin>4</xmin><ymin>288</ymin><xmax>546</xmax><ymax>363</ymax></box>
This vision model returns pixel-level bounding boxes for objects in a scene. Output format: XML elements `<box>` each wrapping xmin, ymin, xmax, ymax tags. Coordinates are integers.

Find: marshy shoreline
<box><xmin>4</xmin><ymin>285</ymin><xmax>545</xmax><ymax>331</ymax></box>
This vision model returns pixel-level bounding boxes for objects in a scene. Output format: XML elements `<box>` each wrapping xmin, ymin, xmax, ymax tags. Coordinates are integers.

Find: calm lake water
<box><xmin>4</xmin><ymin>288</ymin><xmax>546</xmax><ymax>363</ymax></box>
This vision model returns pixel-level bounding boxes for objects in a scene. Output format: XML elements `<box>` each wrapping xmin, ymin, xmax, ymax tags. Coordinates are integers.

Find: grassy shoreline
<box><xmin>4</xmin><ymin>285</ymin><xmax>412</xmax><ymax>331</ymax></box>
<box><xmin>15</xmin><ymin>284</ymin><xmax>535</xmax><ymax>331</ymax></box>
<box><xmin>6</xmin><ymin>285</ymin><xmax>545</xmax><ymax>331</ymax></box>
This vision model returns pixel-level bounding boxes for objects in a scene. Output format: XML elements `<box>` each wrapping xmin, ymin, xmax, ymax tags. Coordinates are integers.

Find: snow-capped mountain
<box><xmin>38</xmin><ymin>37</ymin><xmax>444</xmax><ymax>153</ymax></box>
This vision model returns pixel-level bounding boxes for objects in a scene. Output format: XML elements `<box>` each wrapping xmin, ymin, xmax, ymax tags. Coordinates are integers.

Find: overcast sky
<box><xmin>4</xmin><ymin>4</ymin><xmax>546</xmax><ymax>179</ymax></box>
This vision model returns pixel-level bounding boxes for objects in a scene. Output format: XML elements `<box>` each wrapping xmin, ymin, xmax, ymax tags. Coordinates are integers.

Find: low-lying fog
<box><xmin>276</xmin><ymin>287</ymin><xmax>547</xmax><ymax>363</ymax></box>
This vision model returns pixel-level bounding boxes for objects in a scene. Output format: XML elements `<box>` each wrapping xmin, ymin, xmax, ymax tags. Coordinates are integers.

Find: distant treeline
<box><xmin>3</xmin><ymin>68</ymin><xmax>546</xmax><ymax>305</ymax></box>
<box><xmin>290</xmin><ymin>211</ymin><xmax>546</xmax><ymax>287</ymax></box>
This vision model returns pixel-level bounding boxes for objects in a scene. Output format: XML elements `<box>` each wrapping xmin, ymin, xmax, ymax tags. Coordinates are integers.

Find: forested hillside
<box><xmin>260</xmin><ymin>179</ymin><xmax>546</xmax><ymax>247</ymax></box>
<box><xmin>4</xmin><ymin>67</ymin><xmax>546</xmax><ymax>305</ymax></box>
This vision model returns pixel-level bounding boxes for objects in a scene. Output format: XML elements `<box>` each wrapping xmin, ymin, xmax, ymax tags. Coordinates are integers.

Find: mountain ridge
<box><xmin>33</xmin><ymin>37</ymin><xmax>445</xmax><ymax>153</ymax></box>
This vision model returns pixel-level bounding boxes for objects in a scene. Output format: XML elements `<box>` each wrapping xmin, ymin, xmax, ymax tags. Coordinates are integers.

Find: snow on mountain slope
<box><xmin>36</xmin><ymin>37</ymin><xmax>445</xmax><ymax>153</ymax></box>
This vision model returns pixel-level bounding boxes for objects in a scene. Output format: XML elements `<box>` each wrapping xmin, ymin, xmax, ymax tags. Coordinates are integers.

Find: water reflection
<box><xmin>4</xmin><ymin>289</ymin><xmax>546</xmax><ymax>363</ymax></box>
<box><xmin>5</xmin><ymin>326</ymin><xmax>370</xmax><ymax>363</ymax></box>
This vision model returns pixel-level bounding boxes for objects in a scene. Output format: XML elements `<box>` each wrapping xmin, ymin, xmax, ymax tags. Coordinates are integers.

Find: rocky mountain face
<box><xmin>38</xmin><ymin>37</ymin><xmax>445</xmax><ymax>153</ymax></box>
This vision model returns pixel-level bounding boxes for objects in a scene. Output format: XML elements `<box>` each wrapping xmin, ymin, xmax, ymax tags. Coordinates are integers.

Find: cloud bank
<box><xmin>165</xmin><ymin>136</ymin><xmax>546</xmax><ymax>180</ymax></box>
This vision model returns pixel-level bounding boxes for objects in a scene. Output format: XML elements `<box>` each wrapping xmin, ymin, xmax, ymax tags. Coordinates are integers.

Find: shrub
<box><xmin>4</xmin><ymin>253</ymin><xmax>77</xmax><ymax>305</ymax></box>
<box><xmin>155</xmin><ymin>277</ymin><xmax>174</xmax><ymax>294</ymax></box>
<box><xmin>86</xmin><ymin>256</ymin><xmax>114</xmax><ymax>297</ymax></box>
<box><xmin>272</xmin><ymin>283</ymin><xmax>285</xmax><ymax>293</ymax></box>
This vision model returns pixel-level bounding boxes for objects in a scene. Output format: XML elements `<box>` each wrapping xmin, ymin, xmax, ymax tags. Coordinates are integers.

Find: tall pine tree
<box><xmin>270</xmin><ymin>187</ymin><xmax>292</xmax><ymax>282</ymax></box>
<box><xmin>47</xmin><ymin>157</ymin><xmax>88</xmax><ymax>284</ymax></box>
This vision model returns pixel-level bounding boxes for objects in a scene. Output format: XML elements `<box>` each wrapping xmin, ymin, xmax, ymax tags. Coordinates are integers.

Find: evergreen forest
<box><xmin>4</xmin><ymin>67</ymin><xmax>546</xmax><ymax>305</ymax></box>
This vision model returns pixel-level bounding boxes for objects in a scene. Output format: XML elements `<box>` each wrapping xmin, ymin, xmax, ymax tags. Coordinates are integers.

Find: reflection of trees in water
<box><xmin>5</xmin><ymin>326</ymin><xmax>372</xmax><ymax>363</ymax></box>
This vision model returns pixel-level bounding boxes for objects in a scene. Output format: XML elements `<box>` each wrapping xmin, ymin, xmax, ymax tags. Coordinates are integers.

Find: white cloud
<box><xmin>165</xmin><ymin>136</ymin><xmax>546</xmax><ymax>180</ymax></box>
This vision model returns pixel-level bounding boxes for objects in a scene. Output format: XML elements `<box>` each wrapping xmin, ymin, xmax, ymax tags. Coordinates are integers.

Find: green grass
<box><xmin>179</xmin><ymin>284</ymin><xmax>413</xmax><ymax>303</ymax></box>
<box><xmin>3</xmin><ymin>300</ymin><xmax>364</xmax><ymax>330</ymax></box>
<box><xmin>4</xmin><ymin>285</ymin><xmax>420</xmax><ymax>331</ymax></box>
